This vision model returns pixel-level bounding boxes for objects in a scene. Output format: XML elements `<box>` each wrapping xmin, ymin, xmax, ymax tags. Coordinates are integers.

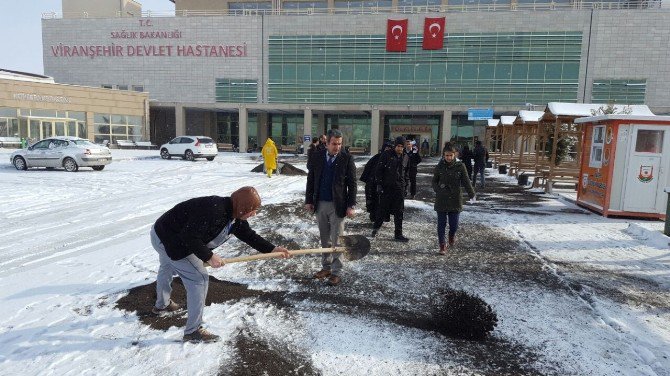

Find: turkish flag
<box><xmin>386</xmin><ymin>19</ymin><xmax>408</xmax><ymax>52</ymax></box>
<box><xmin>422</xmin><ymin>17</ymin><xmax>445</xmax><ymax>50</ymax></box>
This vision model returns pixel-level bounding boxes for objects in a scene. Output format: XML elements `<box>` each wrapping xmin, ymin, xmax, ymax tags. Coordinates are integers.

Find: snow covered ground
<box><xmin>0</xmin><ymin>149</ymin><xmax>668</xmax><ymax>375</ymax></box>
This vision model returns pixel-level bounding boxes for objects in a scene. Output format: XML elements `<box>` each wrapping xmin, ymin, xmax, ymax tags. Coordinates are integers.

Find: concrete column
<box><xmin>238</xmin><ymin>106</ymin><xmax>248</xmax><ymax>153</ymax></box>
<box><xmin>303</xmin><ymin>108</ymin><xmax>312</xmax><ymax>155</ymax></box>
<box><xmin>317</xmin><ymin>113</ymin><xmax>326</xmax><ymax>136</ymax></box>
<box><xmin>85</xmin><ymin>112</ymin><xmax>95</xmax><ymax>142</ymax></box>
<box><xmin>370</xmin><ymin>108</ymin><xmax>381</xmax><ymax>154</ymax></box>
<box><xmin>440</xmin><ymin>110</ymin><xmax>452</xmax><ymax>151</ymax></box>
<box><xmin>175</xmin><ymin>104</ymin><xmax>185</xmax><ymax>136</ymax></box>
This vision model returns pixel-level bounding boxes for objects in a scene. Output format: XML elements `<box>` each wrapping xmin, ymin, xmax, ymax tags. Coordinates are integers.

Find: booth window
<box><xmin>635</xmin><ymin>130</ymin><xmax>663</xmax><ymax>154</ymax></box>
<box><xmin>589</xmin><ymin>125</ymin><xmax>605</xmax><ymax>168</ymax></box>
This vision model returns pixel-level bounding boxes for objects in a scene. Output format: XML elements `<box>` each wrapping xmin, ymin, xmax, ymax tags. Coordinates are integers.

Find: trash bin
<box><xmin>498</xmin><ymin>165</ymin><xmax>507</xmax><ymax>174</ymax></box>
<box><xmin>518</xmin><ymin>174</ymin><xmax>529</xmax><ymax>186</ymax></box>
<box><xmin>665</xmin><ymin>188</ymin><xmax>670</xmax><ymax>236</ymax></box>
<box><xmin>20</xmin><ymin>138</ymin><xmax>26</xmax><ymax>148</ymax></box>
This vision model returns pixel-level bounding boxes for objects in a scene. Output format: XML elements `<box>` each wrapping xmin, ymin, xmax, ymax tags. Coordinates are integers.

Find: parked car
<box><xmin>159</xmin><ymin>136</ymin><xmax>217</xmax><ymax>161</ymax></box>
<box><xmin>10</xmin><ymin>137</ymin><xmax>112</xmax><ymax>172</ymax></box>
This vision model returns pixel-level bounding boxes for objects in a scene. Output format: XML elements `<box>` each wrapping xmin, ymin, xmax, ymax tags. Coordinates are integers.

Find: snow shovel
<box><xmin>209</xmin><ymin>235</ymin><xmax>370</xmax><ymax>265</ymax></box>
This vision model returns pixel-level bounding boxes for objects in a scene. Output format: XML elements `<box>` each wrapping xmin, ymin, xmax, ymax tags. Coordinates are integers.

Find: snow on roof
<box><xmin>487</xmin><ymin>119</ymin><xmax>500</xmax><ymax>127</ymax></box>
<box><xmin>500</xmin><ymin>116</ymin><xmax>516</xmax><ymax>125</ymax></box>
<box><xmin>574</xmin><ymin>114</ymin><xmax>670</xmax><ymax>124</ymax></box>
<box><xmin>546</xmin><ymin>102</ymin><xmax>655</xmax><ymax>117</ymax></box>
<box><xmin>0</xmin><ymin>68</ymin><xmax>54</xmax><ymax>83</ymax></box>
<box><xmin>518</xmin><ymin>110</ymin><xmax>545</xmax><ymax>123</ymax></box>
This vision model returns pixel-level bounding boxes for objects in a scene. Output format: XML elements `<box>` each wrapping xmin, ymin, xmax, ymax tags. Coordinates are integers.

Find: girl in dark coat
<box><xmin>432</xmin><ymin>145</ymin><xmax>476</xmax><ymax>254</ymax></box>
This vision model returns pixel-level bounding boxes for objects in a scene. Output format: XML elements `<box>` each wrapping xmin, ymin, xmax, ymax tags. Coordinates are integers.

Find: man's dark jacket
<box><xmin>375</xmin><ymin>149</ymin><xmax>409</xmax><ymax>214</ymax></box>
<box><xmin>305</xmin><ymin>149</ymin><xmax>357</xmax><ymax>218</ymax></box>
<box><xmin>154</xmin><ymin>196</ymin><xmax>274</xmax><ymax>262</ymax></box>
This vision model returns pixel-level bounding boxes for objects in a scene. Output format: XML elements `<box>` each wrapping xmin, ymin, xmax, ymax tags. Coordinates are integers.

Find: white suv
<box><xmin>160</xmin><ymin>136</ymin><xmax>218</xmax><ymax>161</ymax></box>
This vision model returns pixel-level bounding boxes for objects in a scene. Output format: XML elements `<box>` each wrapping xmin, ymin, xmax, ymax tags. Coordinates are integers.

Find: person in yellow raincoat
<box><xmin>261</xmin><ymin>138</ymin><xmax>278</xmax><ymax>178</ymax></box>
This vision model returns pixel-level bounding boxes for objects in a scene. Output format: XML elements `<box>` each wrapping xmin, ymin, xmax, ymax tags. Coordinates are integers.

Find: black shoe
<box><xmin>394</xmin><ymin>234</ymin><xmax>410</xmax><ymax>242</ymax></box>
<box><xmin>371</xmin><ymin>228</ymin><xmax>379</xmax><ymax>238</ymax></box>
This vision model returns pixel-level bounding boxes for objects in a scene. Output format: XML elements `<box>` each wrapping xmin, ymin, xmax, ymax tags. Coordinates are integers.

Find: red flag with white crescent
<box><xmin>422</xmin><ymin>17</ymin><xmax>445</xmax><ymax>50</ymax></box>
<box><xmin>386</xmin><ymin>19</ymin><xmax>408</xmax><ymax>52</ymax></box>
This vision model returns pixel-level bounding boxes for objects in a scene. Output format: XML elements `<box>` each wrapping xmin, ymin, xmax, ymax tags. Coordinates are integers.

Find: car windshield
<box><xmin>198</xmin><ymin>137</ymin><xmax>214</xmax><ymax>144</ymax></box>
<box><xmin>70</xmin><ymin>139</ymin><xmax>97</xmax><ymax>146</ymax></box>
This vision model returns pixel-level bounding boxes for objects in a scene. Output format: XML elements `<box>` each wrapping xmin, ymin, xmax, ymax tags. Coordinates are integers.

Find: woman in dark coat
<box><xmin>432</xmin><ymin>145</ymin><xmax>475</xmax><ymax>254</ymax></box>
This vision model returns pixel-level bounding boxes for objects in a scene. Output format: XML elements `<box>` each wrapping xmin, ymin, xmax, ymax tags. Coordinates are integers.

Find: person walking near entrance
<box><xmin>421</xmin><ymin>139</ymin><xmax>430</xmax><ymax>157</ymax></box>
<box><xmin>432</xmin><ymin>145</ymin><xmax>475</xmax><ymax>255</ymax></box>
<box><xmin>472</xmin><ymin>140</ymin><xmax>488</xmax><ymax>188</ymax></box>
<box><xmin>360</xmin><ymin>141</ymin><xmax>392</xmax><ymax>222</ymax></box>
<box><xmin>305</xmin><ymin>129</ymin><xmax>357</xmax><ymax>286</ymax></box>
<box><xmin>404</xmin><ymin>139</ymin><xmax>422</xmax><ymax>200</ymax></box>
<box><xmin>371</xmin><ymin>136</ymin><xmax>410</xmax><ymax>242</ymax></box>
<box><xmin>150</xmin><ymin>187</ymin><xmax>291</xmax><ymax>343</ymax></box>
<box><xmin>461</xmin><ymin>144</ymin><xmax>473</xmax><ymax>180</ymax></box>
<box><xmin>261</xmin><ymin>138</ymin><xmax>278</xmax><ymax>178</ymax></box>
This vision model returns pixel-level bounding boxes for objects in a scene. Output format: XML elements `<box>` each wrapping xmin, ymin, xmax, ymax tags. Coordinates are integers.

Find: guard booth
<box><xmin>574</xmin><ymin>115</ymin><xmax>670</xmax><ymax>219</ymax></box>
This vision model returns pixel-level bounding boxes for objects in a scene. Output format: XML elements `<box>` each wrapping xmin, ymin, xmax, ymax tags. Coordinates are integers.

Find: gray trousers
<box><xmin>151</xmin><ymin>227</ymin><xmax>209</xmax><ymax>335</ymax></box>
<box><xmin>316</xmin><ymin>201</ymin><xmax>345</xmax><ymax>276</ymax></box>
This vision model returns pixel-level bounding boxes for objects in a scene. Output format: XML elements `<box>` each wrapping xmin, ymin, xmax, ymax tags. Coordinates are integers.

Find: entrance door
<box><xmin>623</xmin><ymin>126</ymin><xmax>666</xmax><ymax>213</ymax></box>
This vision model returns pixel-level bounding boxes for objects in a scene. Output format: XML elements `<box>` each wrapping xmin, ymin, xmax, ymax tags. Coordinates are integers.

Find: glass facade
<box><xmin>591</xmin><ymin>79</ymin><xmax>646</xmax><ymax>104</ymax></box>
<box><xmin>216</xmin><ymin>112</ymin><xmax>239</xmax><ymax>146</ymax></box>
<box><xmin>268</xmin><ymin>31</ymin><xmax>582</xmax><ymax>105</ymax></box>
<box><xmin>283</xmin><ymin>1</ymin><xmax>328</xmax><ymax>10</ymax></box>
<box><xmin>384</xmin><ymin>115</ymin><xmax>441</xmax><ymax>154</ymax></box>
<box><xmin>326</xmin><ymin>114</ymin><xmax>371</xmax><ymax>150</ymax></box>
<box><xmin>229</xmin><ymin>1</ymin><xmax>272</xmax><ymax>10</ymax></box>
<box><xmin>94</xmin><ymin>113</ymin><xmax>142</xmax><ymax>143</ymax></box>
<box><xmin>215</xmin><ymin>79</ymin><xmax>258</xmax><ymax>103</ymax></box>
<box><xmin>270</xmin><ymin>114</ymin><xmax>304</xmax><ymax>147</ymax></box>
<box><xmin>0</xmin><ymin>107</ymin><xmax>87</xmax><ymax>141</ymax></box>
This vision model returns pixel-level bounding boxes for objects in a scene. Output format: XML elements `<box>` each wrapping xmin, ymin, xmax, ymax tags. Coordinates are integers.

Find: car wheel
<box><xmin>185</xmin><ymin>150</ymin><xmax>195</xmax><ymax>161</ymax></box>
<box><xmin>63</xmin><ymin>157</ymin><xmax>79</xmax><ymax>172</ymax></box>
<box><xmin>160</xmin><ymin>148</ymin><xmax>171</xmax><ymax>159</ymax></box>
<box><xmin>206</xmin><ymin>157</ymin><xmax>215</xmax><ymax>161</ymax></box>
<box><xmin>92</xmin><ymin>165</ymin><xmax>105</xmax><ymax>171</ymax></box>
<box><xmin>13</xmin><ymin>156</ymin><xmax>27</xmax><ymax>171</ymax></box>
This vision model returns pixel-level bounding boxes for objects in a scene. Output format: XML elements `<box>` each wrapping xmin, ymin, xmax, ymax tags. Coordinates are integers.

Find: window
<box><xmin>101</xmin><ymin>84</ymin><xmax>113</xmax><ymax>89</ymax></box>
<box><xmin>132</xmin><ymin>85</ymin><xmax>144</xmax><ymax>92</ymax></box>
<box><xmin>117</xmin><ymin>85</ymin><xmax>129</xmax><ymax>90</ymax></box>
<box><xmin>635</xmin><ymin>129</ymin><xmax>664</xmax><ymax>154</ymax></box>
<box><xmin>589</xmin><ymin>125</ymin><xmax>605</xmax><ymax>168</ymax></box>
<box><xmin>94</xmin><ymin>112</ymin><xmax>144</xmax><ymax>143</ymax></box>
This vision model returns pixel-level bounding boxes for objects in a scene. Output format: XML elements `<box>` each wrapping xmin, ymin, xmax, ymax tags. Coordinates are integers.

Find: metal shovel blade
<box><xmin>338</xmin><ymin>234</ymin><xmax>370</xmax><ymax>261</ymax></box>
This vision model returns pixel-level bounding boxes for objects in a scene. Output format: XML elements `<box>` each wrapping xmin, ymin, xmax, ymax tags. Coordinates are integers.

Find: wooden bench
<box><xmin>348</xmin><ymin>146</ymin><xmax>367</xmax><ymax>155</ymax></box>
<box><xmin>134</xmin><ymin>141</ymin><xmax>157</xmax><ymax>149</ymax></box>
<box><xmin>280</xmin><ymin>144</ymin><xmax>299</xmax><ymax>153</ymax></box>
<box><xmin>533</xmin><ymin>167</ymin><xmax>580</xmax><ymax>190</ymax></box>
<box><xmin>217</xmin><ymin>143</ymin><xmax>237</xmax><ymax>152</ymax></box>
<box><xmin>0</xmin><ymin>137</ymin><xmax>22</xmax><ymax>148</ymax></box>
<box><xmin>116</xmin><ymin>140</ymin><xmax>135</xmax><ymax>148</ymax></box>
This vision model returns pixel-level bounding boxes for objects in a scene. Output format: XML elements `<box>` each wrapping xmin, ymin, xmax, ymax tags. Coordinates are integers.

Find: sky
<box><xmin>0</xmin><ymin>0</ymin><xmax>174</xmax><ymax>75</ymax></box>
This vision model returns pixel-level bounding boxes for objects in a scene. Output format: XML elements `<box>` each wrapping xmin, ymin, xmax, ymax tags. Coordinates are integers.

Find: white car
<box><xmin>159</xmin><ymin>136</ymin><xmax>218</xmax><ymax>161</ymax></box>
<box><xmin>10</xmin><ymin>137</ymin><xmax>112</xmax><ymax>172</ymax></box>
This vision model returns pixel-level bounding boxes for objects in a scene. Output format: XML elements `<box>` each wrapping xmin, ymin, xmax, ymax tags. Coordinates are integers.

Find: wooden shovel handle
<box><xmin>209</xmin><ymin>247</ymin><xmax>345</xmax><ymax>266</ymax></box>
